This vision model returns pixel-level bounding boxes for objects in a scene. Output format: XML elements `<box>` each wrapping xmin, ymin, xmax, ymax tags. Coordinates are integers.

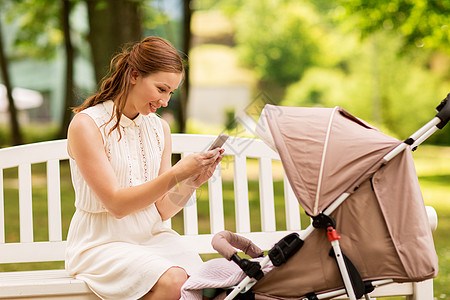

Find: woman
<box><xmin>65</xmin><ymin>36</ymin><xmax>224</xmax><ymax>300</ymax></box>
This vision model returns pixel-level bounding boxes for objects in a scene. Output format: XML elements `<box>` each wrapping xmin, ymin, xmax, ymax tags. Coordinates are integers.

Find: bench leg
<box><xmin>406</xmin><ymin>279</ymin><xmax>433</xmax><ymax>300</ymax></box>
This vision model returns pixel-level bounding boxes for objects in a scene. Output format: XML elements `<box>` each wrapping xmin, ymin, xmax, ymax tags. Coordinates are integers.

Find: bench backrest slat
<box><xmin>284</xmin><ymin>172</ymin><xmax>301</xmax><ymax>231</ymax></box>
<box><xmin>233</xmin><ymin>155</ymin><xmax>250</xmax><ymax>233</ymax></box>
<box><xmin>19</xmin><ymin>163</ymin><xmax>34</xmax><ymax>243</ymax></box>
<box><xmin>259</xmin><ymin>157</ymin><xmax>276</xmax><ymax>232</ymax></box>
<box><xmin>183</xmin><ymin>192</ymin><xmax>198</xmax><ymax>235</ymax></box>
<box><xmin>208</xmin><ymin>165</ymin><xmax>225</xmax><ymax>234</ymax></box>
<box><xmin>47</xmin><ymin>159</ymin><xmax>63</xmax><ymax>242</ymax></box>
<box><xmin>179</xmin><ymin>151</ymin><xmax>199</xmax><ymax>236</ymax></box>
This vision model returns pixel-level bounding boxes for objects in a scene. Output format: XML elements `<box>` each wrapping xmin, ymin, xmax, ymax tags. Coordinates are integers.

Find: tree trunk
<box><xmin>178</xmin><ymin>0</ymin><xmax>192</xmax><ymax>133</ymax></box>
<box><xmin>86</xmin><ymin>0</ymin><xmax>143</xmax><ymax>84</ymax></box>
<box><xmin>58</xmin><ymin>0</ymin><xmax>75</xmax><ymax>139</ymax></box>
<box><xmin>0</xmin><ymin>18</ymin><xmax>23</xmax><ymax>145</ymax></box>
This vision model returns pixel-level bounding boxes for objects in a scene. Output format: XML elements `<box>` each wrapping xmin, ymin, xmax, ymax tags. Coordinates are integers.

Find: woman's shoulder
<box><xmin>69</xmin><ymin>112</ymin><xmax>100</xmax><ymax>135</ymax></box>
<box><xmin>80</xmin><ymin>102</ymin><xmax>108</xmax><ymax>118</ymax></box>
<box><xmin>67</xmin><ymin>113</ymin><xmax>103</xmax><ymax>156</ymax></box>
<box><xmin>76</xmin><ymin>101</ymin><xmax>111</xmax><ymax>127</ymax></box>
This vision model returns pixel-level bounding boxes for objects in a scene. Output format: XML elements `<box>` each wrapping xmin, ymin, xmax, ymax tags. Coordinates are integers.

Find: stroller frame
<box><xmin>224</xmin><ymin>95</ymin><xmax>450</xmax><ymax>300</ymax></box>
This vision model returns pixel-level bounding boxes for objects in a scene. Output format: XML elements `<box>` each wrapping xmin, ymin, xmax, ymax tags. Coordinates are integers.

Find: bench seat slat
<box><xmin>0</xmin><ymin>270</ymin><xmax>94</xmax><ymax>299</ymax></box>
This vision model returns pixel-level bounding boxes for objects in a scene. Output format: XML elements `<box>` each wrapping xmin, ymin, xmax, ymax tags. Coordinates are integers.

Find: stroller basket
<box><xmin>213</xmin><ymin>94</ymin><xmax>450</xmax><ymax>300</ymax></box>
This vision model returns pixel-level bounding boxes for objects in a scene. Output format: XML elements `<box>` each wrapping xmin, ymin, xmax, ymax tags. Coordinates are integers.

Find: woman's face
<box><xmin>124</xmin><ymin>71</ymin><xmax>182</xmax><ymax>119</ymax></box>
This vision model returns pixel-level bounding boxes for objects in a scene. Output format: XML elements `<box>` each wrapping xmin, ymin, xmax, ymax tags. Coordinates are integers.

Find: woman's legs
<box><xmin>142</xmin><ymin>267</ymin><xmax>188</xmax><ymax>300</ymax></box>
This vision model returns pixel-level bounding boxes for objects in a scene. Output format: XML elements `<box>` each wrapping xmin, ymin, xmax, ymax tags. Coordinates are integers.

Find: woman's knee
<box><xmin>161</xmin><ymin>267</ymin><xmax>188</xmax><ymax>289</ymax></box>
<box><xmin>149</xmin><ymin>267</ymin><xmax>188</xmax><ymax>299</ymax></box>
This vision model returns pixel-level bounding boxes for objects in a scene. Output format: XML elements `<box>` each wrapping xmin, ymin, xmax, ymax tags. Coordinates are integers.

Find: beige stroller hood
<box><xmin>252</xmin><ymin>105</ymin><xmax>438</xmax><ymax>298</ymax></box>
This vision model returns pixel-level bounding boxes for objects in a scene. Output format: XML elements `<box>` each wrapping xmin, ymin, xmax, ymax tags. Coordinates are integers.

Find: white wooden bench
<box><xmin>0</xmin><ymin>134</ymin><xmax>436</xmax><ymax>299</ymax></box>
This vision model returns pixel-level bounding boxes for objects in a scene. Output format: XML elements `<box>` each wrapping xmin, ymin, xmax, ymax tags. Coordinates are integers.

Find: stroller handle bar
<box><xmin>436</xmin><ymin>93</ymin><xmax>450</xmax><ymax>129</ymax></box>
<box><xmin>383</xmin><ymin>94</ymin><xmax>450</xmax><ymax>162</ymax></box>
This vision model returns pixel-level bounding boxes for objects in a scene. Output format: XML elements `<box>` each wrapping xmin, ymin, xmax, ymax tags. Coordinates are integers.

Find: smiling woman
<box><xmin>126</xmin><ymin>71</ymin><xmax>182</xmax><ymax>117</ymax></box>
<box><xmin>65</xmin><ymin>36</ymin><xmax>224</xmax><ymax>300</ymax></box>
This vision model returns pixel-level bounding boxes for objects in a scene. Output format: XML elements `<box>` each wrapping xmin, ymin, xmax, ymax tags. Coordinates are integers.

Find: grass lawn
<box><xmin>414</xmin><ymin>145</ymin><xmax>450</xmax><ymax>299</ymax></box>
<box><xmin>1</xmin><ymin>145</ymin><xmax>449</xmax><ymax>299</ymax></box>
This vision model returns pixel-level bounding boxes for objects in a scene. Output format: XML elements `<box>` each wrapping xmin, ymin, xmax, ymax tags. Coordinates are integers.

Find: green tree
<box><xmin>59</xmin><ymin>0</ymin><xmax>75</xmax><ymax>139</ymax></box>
<box><xmin>0</xmin><ymin>16</ymin><xmax>23</xmax><ymax>145</ymax></box>
<box><xmin>85</xmin><ymin>0</ymin><xmax>143</xmax><ymax>83</ymax></box>
<box><xmin>282</xmin><ymin>30</ymin><xmax>448</xmax><ymax>140</ymax></box>
<box><xmin>3</xmin><ymin>0</ymin><xmax>75</xmax><ymax>141</ymax></box>
<box><xmin>176</xmin><ymin>0</ymin><xmax>193</xmax><ymax>133</ymax></box>
<box><xmin>337</xmin><ymin>0</ymin><xmax>450</xmax><ymax>53</ymax></box>
<box><xmin>231</xmin><ymin>0</ymin><xmax>323</xmax><ymax>88</ymax></box>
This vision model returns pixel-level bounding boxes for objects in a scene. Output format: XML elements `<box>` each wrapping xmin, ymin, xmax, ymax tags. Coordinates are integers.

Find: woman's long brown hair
<box><xmin>73</xmin><ymin>36</ymin><xmax>184</xmax><ymax>136</ymax></box>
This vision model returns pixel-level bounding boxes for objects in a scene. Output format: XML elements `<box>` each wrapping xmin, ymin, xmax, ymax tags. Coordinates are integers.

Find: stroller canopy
<box><xmin>253</xmin><ymin>105</ymin><xmax>438</xmax><ymax>297</ymax></box>
<box><xmin>257</xmin><ymin>105</ymin><xmax>399</xmax><ymax>216</ymax></box>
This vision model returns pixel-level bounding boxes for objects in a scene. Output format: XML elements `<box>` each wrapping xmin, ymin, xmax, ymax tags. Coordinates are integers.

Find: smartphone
<box><xmin>208</xmin><ymin>134</ymin><xmax>229</xmax><ymax>150</ymax></box>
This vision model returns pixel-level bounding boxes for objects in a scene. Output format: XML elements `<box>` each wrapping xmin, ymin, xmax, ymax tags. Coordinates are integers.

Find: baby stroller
<box><xmin>209</xmin><ymin>94</ymin><xmax>450</xmax><ymax>299</ymax></box>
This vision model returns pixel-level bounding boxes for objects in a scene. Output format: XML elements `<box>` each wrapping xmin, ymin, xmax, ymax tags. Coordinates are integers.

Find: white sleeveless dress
<box><xmin>65</xmin><ymin>100</ymin><xmax>203</xmax><ymax>300</ymax></box>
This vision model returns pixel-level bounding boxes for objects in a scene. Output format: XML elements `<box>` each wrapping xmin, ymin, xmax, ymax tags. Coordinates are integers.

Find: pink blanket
<box><xmin>180</xmin><ymin>258</ymin><xmax>273</xmax><ymax>300</ymax></box>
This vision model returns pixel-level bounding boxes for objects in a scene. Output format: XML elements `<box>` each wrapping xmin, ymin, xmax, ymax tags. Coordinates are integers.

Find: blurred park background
<box><xmin>0</xmin><ymin>0</ymin><xmax>450</xmax><ymax>298</ymax></box>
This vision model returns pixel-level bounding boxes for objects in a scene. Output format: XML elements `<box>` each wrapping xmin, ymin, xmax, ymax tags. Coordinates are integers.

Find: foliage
<box><xmin>231</xmin><ymin>0</ymin><xmax>324</xmax><ymax>87</ymax></box>
<box><xmin>282</xmin><ymin>31</ymin><xmax>449</xmax><ymax>139</ymax></box>
<box><xmin>336</xmin><ymin>0</ymin><xmax>450</xmax><ymax>54</ymax></box>
<box><xmin>214</xmin><ymin>0</ymin><xmax>450</xmax><ymax>144</ymax></box>
<box><xmin>2</xmin><ymin>0</ymin><xmax>63</xmax><ymax>60</ymax></box>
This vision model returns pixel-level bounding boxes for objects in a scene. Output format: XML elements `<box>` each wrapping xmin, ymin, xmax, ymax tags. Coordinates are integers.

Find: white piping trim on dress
<box><xmin>313</xmin><ymin>106</ymin><xmax>339</xmax><ymax>215</ymax></box>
